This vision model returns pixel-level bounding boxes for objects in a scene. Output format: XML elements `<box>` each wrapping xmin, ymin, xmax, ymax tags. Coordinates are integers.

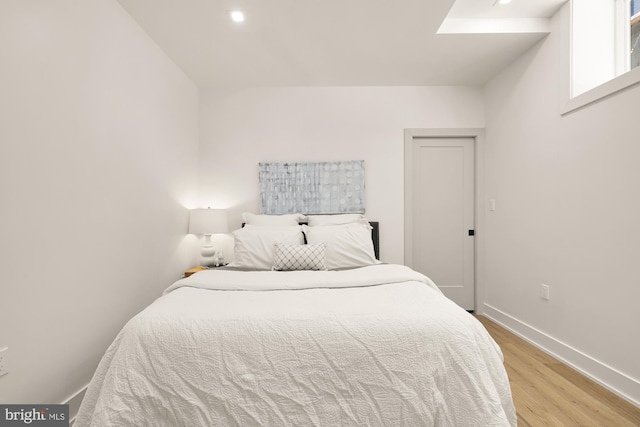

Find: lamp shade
<box><xmin>188</xmin><ymin>209</ymin><xmax>229</xmax><ymax>235</ymax></box>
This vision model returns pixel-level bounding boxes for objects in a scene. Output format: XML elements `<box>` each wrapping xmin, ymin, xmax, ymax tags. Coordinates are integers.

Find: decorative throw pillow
<box><xmin>273</xmin><ymin>243</ymin><xmax>327</xmax><ymax>271</ymax></box>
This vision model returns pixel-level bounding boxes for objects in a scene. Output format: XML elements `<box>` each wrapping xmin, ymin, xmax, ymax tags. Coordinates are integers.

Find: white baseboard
<box><xmin>481</xmin><ymin>303</ymin><xmax>640</xmax><ymax>408</ymax></box>
<box><xmin>63</xmin><ymin>385</ymin><xmax>88</xmax><ymax>426</ymax></box>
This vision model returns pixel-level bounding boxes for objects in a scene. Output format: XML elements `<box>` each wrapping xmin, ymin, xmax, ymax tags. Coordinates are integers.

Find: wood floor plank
<box><xmin>475</xmin><ymin>315</ymin><xmax>640</xmax><ymax>427</ymax></box>
<box><xmin>545</xmin><ymin>361</ymin><xmax>640</xmax><ymax>425</ymax></box>
<box><xmin>504</xmin><ymin>342</ymin><xmax>632</xmax><ymax>426</ymax></box>
<box><xmin>503</xmin><ymin>349</ymin><xmax>596</xmax><ymax>426</ymax></box>
<box><xmin>509</xmin><ymin>381</ymin><xmax>565</xmax><ymax>426</ymax></box>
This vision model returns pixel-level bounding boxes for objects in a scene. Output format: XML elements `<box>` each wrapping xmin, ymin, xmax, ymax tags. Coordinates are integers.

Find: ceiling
<box><xmin>116</xmin><ymin>0</ymin><xmax>566</xmax><ymax>88</ymax></box>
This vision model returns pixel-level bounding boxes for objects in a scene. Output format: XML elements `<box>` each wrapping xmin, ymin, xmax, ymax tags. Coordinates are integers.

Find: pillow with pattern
<box><xmin>273</xmin><ymin>242</ymin><xmax>327</xmax><ymax>271</ymax></box>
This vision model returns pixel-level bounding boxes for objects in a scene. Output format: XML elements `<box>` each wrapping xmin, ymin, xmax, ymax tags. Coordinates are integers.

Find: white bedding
<box><xmin>75</xmin><ymin>264</ymin><xmax>516</xmax><ymax>426</ymax></box>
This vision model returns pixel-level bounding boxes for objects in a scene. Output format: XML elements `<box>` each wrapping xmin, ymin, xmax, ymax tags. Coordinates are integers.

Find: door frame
<box><xmin>404</xmin><ymin>128</ymin><xmax>486</xmax><ymax>312</ymax></box>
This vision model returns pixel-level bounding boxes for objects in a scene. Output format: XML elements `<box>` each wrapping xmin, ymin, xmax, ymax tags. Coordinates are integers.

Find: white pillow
<box><xmin>272</xmin><ymin>243</ymin><xmax>327</xmax><ymax>271</ymax></box>
<box><xmin>242</xmin><ymin>212</ymin><xmax>306</xmax><ymax>226</ymax></box>
<box><xmin>306</xmin><ymin>214</ymin><xmax>367</xmax><ymax>226</ymax></box>
<box><xmin>229</xmin><ymin>225</ymin><xmax>304</xmax><ymax>270</ymax></box>
<box><xmin>302</xmin><ymin>223</ymin><xmax>380</xmax><ymax>269</ymax></box>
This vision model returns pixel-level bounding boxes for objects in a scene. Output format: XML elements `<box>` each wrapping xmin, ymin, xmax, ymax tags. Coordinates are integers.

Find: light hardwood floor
<box><xmin>475</xmin><ymin>315</ymin><xmax>640</xmax><ymax>427</ymax></box>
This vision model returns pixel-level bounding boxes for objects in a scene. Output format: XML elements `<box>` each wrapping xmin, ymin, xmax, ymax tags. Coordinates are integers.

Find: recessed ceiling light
<box><xmin>230</xmin><ymin>10</ymin><xmax>245</xmax><ymax>23</ymax></box>
<box><xmin>495</xmin><ymin>0</ymin><xmax>512</xmax><ymax>4</ymax></box>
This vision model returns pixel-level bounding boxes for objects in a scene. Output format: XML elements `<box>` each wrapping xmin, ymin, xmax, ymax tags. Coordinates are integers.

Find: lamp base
<box><xmin>199</xmin><ymin>245</ymin><xmax>217</xmax><ymax>268</ymax></box>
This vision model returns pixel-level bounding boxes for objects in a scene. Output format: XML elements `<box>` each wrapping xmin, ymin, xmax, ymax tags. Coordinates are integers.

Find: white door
<box><xmin>407</xmin><ymin>137</ymin><xmax>475</xmax><ymax>310</ymax></box>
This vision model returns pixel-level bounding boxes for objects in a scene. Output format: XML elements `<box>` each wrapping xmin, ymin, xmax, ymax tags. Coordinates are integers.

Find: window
<box><xmin>565</xmin><ymin>0</ymin><xmax>640</xmax><ymax>112</ymax></box>
<box><xmin>632</xmin><ymin>0</ymin><xmax>640</xmax><ymax>68</ymax></box>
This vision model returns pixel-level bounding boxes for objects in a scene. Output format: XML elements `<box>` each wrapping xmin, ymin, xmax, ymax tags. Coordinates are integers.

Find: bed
<box><xmin>75</xmin><ymin>216</ymin><xmax>516</xmax><ymax>426</ymax></box>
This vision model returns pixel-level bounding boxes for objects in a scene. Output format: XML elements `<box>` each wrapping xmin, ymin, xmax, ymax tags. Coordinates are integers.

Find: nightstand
<box><xmin>184</xmin><ymin>265</ymin><xmax>228</xmax><ymax>277</ymax></box>
<box><xmin>184</xmin><ymin>266</ymin><xmax>205</xmax><ymax>277</ymax></box>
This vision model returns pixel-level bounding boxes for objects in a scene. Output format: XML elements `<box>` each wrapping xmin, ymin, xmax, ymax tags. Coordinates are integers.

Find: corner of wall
<box><xmin>65</xmin><ymin>385</ymin><xmax>87</xmax><ymax>426</ymax></box>
<box><xmin>482</xmin><ymin>304</ymin><xmax>640</xmax><ymax>408</ymax></box>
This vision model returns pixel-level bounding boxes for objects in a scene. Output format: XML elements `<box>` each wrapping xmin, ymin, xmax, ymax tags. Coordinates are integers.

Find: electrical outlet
<box><xmin>0</xmin><ymin>347</ymin><xmax>8</xmax><ymax>377</ymax></box>
<box><xmin>540</xmin><ymin>284</ymin><xmax>550</xmax><ymax>301</ymax></box>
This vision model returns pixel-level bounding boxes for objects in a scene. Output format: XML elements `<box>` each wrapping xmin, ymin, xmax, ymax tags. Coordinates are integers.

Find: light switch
<box><xmin>489</xmin><ymin>199</ymin><xmax>496</xmax><ymax>211</ymax></box>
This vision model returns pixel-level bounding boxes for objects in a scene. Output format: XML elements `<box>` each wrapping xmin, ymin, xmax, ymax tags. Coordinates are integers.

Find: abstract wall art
<box><xmin>259</xmin><ymin>160</ymin><xmax>365</xmax><ymax>214</ymax></box>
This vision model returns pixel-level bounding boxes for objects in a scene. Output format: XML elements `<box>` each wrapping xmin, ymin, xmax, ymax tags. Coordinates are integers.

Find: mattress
<box><xmin>75</xmin><ymin>264</ymin><xmax>516</xmax><ymax>426</ymax></box>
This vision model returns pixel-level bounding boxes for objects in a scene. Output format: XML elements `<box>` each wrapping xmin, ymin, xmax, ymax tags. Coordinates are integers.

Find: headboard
<box><xmin>370</xmin><ymin>222</ymin><xmax>380</xmax><ymax>260</ymax></box>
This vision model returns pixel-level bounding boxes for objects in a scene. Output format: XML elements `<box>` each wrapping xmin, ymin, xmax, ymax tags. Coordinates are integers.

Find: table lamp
<box><xmin>188</xmin><ymin>208</ymin><xmax>229</xmax><ymax>267</ymax></box>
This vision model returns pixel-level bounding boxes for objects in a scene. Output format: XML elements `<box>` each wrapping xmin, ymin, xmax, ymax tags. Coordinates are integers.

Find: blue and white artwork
<box><xmin>259</xmin><ymin>161</ymin><xmax>365</xmax><ymax>214</ymax></box>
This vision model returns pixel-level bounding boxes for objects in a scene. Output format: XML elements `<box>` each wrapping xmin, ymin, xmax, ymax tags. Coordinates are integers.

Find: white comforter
<box><xmin>76</xmin><ymin>264</ymin><xmax>516</xmax><ymax>427</ymax></box>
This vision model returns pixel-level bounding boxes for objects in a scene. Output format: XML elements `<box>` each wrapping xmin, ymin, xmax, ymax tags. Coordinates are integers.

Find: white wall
<box><xmin>0</xmin><ymin>0</ymin><xmax>199</xmax><ymax>406</ymax></box>
<box><xmin>483</xmin><ymin>3</ymin><xmax>640</xmax><ymax>404</ymax></box>
<box><xmin>198</xmin><ymin>86</ymin><xmax>485</xmax><ymax>263</ymax></box>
